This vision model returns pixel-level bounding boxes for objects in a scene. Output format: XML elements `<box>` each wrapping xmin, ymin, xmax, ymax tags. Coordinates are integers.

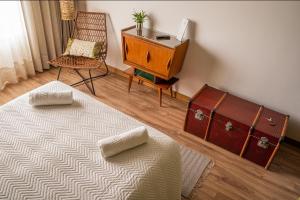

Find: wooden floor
<box><xmin>1</xmin><ymin>68</ymin><xmax>300</xmax><ymax>200</ymax></box>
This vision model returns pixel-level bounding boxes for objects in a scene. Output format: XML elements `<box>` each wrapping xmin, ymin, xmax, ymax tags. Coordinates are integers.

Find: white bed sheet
<box><xmin>0</xmin><ymin>81</ymin><xmax>181</xmax><ymax>200</ymax></box>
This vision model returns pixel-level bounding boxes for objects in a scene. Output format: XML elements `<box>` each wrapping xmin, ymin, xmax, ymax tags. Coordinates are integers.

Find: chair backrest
<box><xmin>72</xmin><ymin>11</ymin><xmax>107</xmax><ymax>59</ymax></box>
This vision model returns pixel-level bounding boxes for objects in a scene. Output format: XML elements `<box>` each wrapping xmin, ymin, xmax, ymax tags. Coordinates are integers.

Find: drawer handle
<box><xmin>167</xmin><ymin>58</ymin><xmax>171</xmax><ymax>70</ymax></box>
<box><xmin>195</xmin><ymin>109</ymin><xmax>204</xmax><ymax>121</ymax></box>
<box><xmin>146</xmin><ymin>51</ymin><xmax>150</xmax><ymax>63</ymax></box>
<box><xmin>257</xmin><ymin>137</ymin><xmax>269</xmax><ymax>149</ymax></box>
<box><xmin>225</xmin><ymin>121</ymin><xmax>233</xmax><ymax>131</ymax></box>
<box><xmin>125</xmin><ymin>43</ymin><xmax>128</xmax><ymax>54</ymax></box>
<box><xmin>265</xmin><ymin>117</ymin><xmax>276</xmax><ymax>126</ymax></box>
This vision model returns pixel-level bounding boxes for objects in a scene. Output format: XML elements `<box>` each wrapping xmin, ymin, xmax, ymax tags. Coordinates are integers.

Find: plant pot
<box><xmin>136</xmin><ymin>23</ymin><xmax>143</xmax><ymax>36</ymax></box>
<box><xmin>136</xmin><ymin>22</ymin><xmax>143</xmax><ymax>31</ymax></box>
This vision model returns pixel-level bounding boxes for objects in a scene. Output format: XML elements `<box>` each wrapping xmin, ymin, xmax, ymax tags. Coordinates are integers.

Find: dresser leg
<box><xmin>137</xmin><ymin>80</ymin><xmax>144</xmax><ymax>85</ymax></box>
<box><xmin>128</xmin><ymin>75</ymin><xmax>133</xmax><ymax>93</ymax></box>
<box><xmin>170</xmin><ymin>87</ymin><xmax>173</xmax><ymax>98</ymax></box>
<box><xmin>158</xmin><ymin>88</ymin><xmax>162</xmax><ymax>106</ymax></box>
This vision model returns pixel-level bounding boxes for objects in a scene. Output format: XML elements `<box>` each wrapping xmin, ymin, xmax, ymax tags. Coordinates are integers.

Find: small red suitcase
<box><xmin>242</xmin><ymin>107</ymin><xmax>289</xmax><ymax>168</ymax></box>
<box><xmin>184</xmin><ymin>85</ymin><xmax>226</xmax><ymax>139</ymax></box>
<box><xmin>207</xmin><ymin>94</ymin><xmax>261</xmax><ymax>155</ymax></box>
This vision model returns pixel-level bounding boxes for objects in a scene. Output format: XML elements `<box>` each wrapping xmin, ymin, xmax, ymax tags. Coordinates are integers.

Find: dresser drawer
<box><xmin>123</xmin><ymin>35</ymin><xmax>174</xmax><ymax>78</ymax></box>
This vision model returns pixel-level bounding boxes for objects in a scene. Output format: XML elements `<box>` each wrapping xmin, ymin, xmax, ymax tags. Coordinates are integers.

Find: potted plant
<box><xmin>132</xmin><ymin>10</ymin><xmax>147</xmax><ymax>31</ymax></box>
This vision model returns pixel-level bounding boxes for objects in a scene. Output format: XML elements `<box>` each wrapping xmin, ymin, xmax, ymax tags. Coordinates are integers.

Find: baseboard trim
<box><xmin>284</xmin><ymin>137</ymin><xmax>300</xmax><ymax>147</ymax></box>
<box><xmin>108</xmin><ymin>65</ymin><xmax>191</xmax><ymax>103</ymax></box>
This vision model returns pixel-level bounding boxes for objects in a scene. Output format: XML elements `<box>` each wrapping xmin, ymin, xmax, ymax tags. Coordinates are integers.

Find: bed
<box><xmin>0</xmin><ymin>81</ymin><xmax>181</xmax><ymax>200</ymax></box>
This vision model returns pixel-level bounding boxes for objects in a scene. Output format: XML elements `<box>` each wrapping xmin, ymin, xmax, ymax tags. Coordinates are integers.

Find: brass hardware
<box><xmin>146</xmin><ymin>51</ymin><xmax>150</xmax><ymax>63</ymax></box>
<box><xmin>225</xmin><ymin>121</ymin><xmax>233</xmax><ymax>131</ymax></box>
<box><xmin>266</xmin><ymin>117</ymin><xmax>273</xmax><ymax>122</ymax></box>
<box><xmin>257</xmin><ymin>137</ymin><xmax>269</xmax><ymax>149</ymax></box>
<box><xmin>195</xmin><ymin>109</ymin><xmax>204</xmax><ymax>121</ymax></box>
<box><xmin>265</xmin><ymin>117</ymin><xmax>276</xmax><ymax>126</ymax></box>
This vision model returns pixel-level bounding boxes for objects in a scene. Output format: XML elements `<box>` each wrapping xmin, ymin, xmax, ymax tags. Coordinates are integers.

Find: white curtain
<box><xmin>21</xmin><ymin>0</ymin><xmax>62</xmax><ymax>72</ymax></box>
<box><xmin>0</xmin><ymin>1</ymin><xmax>35</xmax><ymax>90</ymax></box>
<box><xmin>0</xmin><ymin>1</ymin><xmax>62</xmax><ymax>90</ymax></box>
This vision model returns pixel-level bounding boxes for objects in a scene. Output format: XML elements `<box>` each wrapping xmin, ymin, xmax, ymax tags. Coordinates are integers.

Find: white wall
<box><xmin>79</xmin><ymin>1</ymin><xmax>300</xmax><ymax>141</ymax></box>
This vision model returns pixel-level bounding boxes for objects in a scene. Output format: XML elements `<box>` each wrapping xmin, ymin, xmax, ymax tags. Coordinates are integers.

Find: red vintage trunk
<box><xmin>184</xmin><ymin>85</ymin><xmax>226</xmax><ymax>139</ymax></box>
<box><xmin>242</xmin><ymin>107</ymin><xmax>288</xmax><ymax>168</ymax></box>
<box><xmin>184</xmin><ymin>84</ymin><xmax>289</xmax><ymax>169</ymax></box>
<box><xmin>207</xmin><ymin>94</ymin><xmax>261</xmax><ymax>155</ymax></box>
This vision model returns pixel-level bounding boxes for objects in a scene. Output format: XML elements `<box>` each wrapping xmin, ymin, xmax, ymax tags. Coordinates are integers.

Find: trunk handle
<box><xmin>265</xmin><ymin>117</ymin><xmax>276</xmax><ymax>126</ymax></box>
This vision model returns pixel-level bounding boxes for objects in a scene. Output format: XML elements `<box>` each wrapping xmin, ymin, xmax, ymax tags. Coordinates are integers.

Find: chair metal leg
<box><xmin>89</xmin><ymin>69</ymin><xmax>95</xmax><ymax>95</ymax></box>
<box><xmin>72</xmin><ymin>69</ymin><xmax>96</xmax><ymax>95</ymax></box>
<box><xmin>102</xmin><ymin>58</ymin><xmax>109</xmax><ymax>75</ymax></box>
<box><xmin>92</xmin><ymin>57</ymin><xmax>109</xmax><ymax>79</ymax></box>
<box><xmin>67</xmin><ymin>56</ymin><xmax>109</xmax><ymax>95</ymax></box>
<box><xmin>72</xmin><ymin>58</ymin><xmax>109</xmax><ymax>87</ymax></box>
<box><xmin>57</xmin><ymin>67</ymin><xmax>62</xmax><ymax>80</ymax></box>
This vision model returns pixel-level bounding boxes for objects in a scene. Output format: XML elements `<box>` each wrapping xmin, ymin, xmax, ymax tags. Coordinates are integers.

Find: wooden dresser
<box><xmin>121</xmin><ymin>26</ymin><xmax>189</xmax><ymax>105</ymax></box>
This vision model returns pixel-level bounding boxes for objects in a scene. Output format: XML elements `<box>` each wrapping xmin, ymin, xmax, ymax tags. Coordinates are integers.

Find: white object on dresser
<box><xmin>176</xmin><ymin>18</ymin><xmax>190</xmax><ymax>41</ymax></box>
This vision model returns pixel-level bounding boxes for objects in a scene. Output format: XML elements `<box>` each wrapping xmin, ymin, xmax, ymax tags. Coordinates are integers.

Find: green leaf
<box><xmin>132</xmin><ymin>10</ymin><xmax>147</xmax><ymax>23</ymax></box>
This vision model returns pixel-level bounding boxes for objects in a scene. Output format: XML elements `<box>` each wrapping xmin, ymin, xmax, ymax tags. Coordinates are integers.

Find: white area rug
<box><xmin>180</xmin><ymin>145</ymin><xmax>212</xmax><ymax>197</ymax></box>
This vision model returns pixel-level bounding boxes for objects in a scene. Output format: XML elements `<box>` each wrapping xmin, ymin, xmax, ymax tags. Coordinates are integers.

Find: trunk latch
<box><xmin>195</xmin><ymin>109</ymin><xmax>204</xmax><ymax>121</ymax></box>
<box><xmin>257</xmin><ymin>137</ymin><xmax>269</xmax><ymax>149</ymax></box>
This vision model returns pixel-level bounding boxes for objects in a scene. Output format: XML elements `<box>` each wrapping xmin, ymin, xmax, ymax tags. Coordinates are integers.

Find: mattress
<box><xmin>0</xmin><ymin>81</ymin><xmax>181</xmax><ymax>200</ymax></box>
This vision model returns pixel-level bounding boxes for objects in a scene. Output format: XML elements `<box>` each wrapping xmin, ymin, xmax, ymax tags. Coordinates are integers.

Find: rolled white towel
<box><xmin>98</xmin><ymin>126</ymin><xmax>149</xmax><ymax>158</ymax></box>
<box><xmin>29</xmin><ymin>91</ymin><xmax>73</xmax><ymax>106</ymax></box>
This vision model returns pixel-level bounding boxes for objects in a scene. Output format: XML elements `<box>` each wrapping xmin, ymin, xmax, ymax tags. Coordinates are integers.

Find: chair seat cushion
<box><xmin>49</xmin><ymin>55</ymin><xmax>103</xmax><ymax>69</ymax></box>
<box><xmin>63</xmin><ymin>38</ymin><xmax>103</xmax><ymax>58</ymax></box>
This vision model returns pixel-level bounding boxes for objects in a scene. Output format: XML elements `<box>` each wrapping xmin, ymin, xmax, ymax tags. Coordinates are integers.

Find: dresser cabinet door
<box><xmin>123</xmin><ymin>35</ymin><xmax>174</xmax><ymax>79</ymax></box>
<box><xmin>146</xmin><ymin>44</ymin><xmax>174</xmax><ymax>77</ymax></box>
<box><xmin>124</xmin><ymin>36</ymin><xmax>147</xmax><ymax>67</ymax></box>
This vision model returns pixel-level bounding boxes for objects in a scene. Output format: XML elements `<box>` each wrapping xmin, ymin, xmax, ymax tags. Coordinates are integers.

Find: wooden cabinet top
<box><xmin>122</xmin><ymin>26</ymin><xmax>188</xmax><ymax>49</ymax></box>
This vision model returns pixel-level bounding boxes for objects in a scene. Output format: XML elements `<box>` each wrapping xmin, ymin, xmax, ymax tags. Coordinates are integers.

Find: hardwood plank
<box><xmin>0</xmin><ymin>68</ymin><xmax>299</xmax><ymax>200</ymax></box>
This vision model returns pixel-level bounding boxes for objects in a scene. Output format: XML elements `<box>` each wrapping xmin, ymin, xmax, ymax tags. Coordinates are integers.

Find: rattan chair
<box><xmin>49</xmin><ymin>11</ymin><xmax>109</xmax><ymax>95</ymax></box>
